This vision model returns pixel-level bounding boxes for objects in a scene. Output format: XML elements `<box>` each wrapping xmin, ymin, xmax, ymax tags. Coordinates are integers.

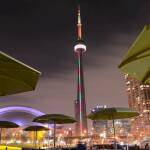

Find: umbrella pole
<box><xmin>48</xmin><ymin>124</ymin><xmax>50</xmax><ymax>148</ymax></box>
<box><xmin>112</xmin><ymin>119</ymin><xmax>117</xmax><ymax>150</ymax></box>
<box><xmin>35</xmin><ymin>131</ymin><xmax>38</xmax><ymax>149</ymax></box>
<box><xmin>34</xmin><ymin>131</ymin><xmax>36</xmax><ymax>149</ymax></box>
<box><xmin>54</xmin><ymin>121</ymin><xmax>56</xmax><ymax>149</ymax></box>
<box><xmin>0</xmin><ymin>128</ymin><xmax>2</xmax><ymax>145</ymax></box>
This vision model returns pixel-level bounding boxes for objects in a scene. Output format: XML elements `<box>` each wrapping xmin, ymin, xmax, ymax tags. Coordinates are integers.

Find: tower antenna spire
<box><xmin>77</xmin><ymin>5</ymin><xmax>82</xmax><ymax>40</ymax></box>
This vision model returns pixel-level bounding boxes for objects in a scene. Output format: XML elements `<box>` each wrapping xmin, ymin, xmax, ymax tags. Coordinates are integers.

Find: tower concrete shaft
<box><xmin>74</xmin><ymin>6</ymin><xmax>88</xmax><ymax>137</ymax></box>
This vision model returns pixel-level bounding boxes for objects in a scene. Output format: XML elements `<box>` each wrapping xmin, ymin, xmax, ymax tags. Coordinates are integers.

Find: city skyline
<box><xmin>0</xmin><ymin>0</ymin><xmax>149</xmax><ymax>119</ymax></box>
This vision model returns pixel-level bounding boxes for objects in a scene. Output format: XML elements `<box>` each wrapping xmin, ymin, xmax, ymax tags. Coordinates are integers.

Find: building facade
<box><xmin>125</xmin><ymin>74</ymin><xmax>150</xmax><ymax>141</ymax></box>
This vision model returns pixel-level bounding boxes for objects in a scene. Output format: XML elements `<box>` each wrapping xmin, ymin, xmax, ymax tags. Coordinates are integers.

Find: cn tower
<box><xmin>74</xmin><ymin>6</ymin><xmax>88</xmax><ymax>137</ymax></box>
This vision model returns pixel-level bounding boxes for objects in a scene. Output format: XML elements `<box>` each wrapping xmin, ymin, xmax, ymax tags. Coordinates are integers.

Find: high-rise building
<box><xmin>74</xmin><ymin>6</ymin><xmax>88</xmax><ymax>137</ymax></box>
<box><xmin>125</xmin><ymin>74</ymin><xmax>150</xmax><ymax>141</ymax></box>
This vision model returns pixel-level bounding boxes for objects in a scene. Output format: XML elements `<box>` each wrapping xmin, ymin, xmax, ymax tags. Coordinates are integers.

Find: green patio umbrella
<box><xmin>24</xmin><ymin>125</ymin><xmax>49</xmax><ymax>149</ymax></box>
<box><xmin>33</xmin><ymin>114</ymin><xmax>76</xmax><ymax>149</ymax></box>
<box><xmin>0</xmin><ymin>121</ymin><xmax>19</xmax><ymax>144</ymax></box>
<box><xmin>0</xmin><ymin>51</ymin><xmax>41</xmax><ymax>96</ymax></box>
<box><xmin>119</xmin><ymin>24</ymin><xmax>150</xmax><ymax>84</ymax></box>
<box><xmin>88</xmin><ymin>107</ymin><xmax>139</xmax><ymax>149</ymax></box>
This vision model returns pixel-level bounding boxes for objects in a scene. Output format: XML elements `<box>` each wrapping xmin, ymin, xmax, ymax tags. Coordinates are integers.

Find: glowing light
<box><xmin>0</xmin><ymin>106</ymin><xmax>45</xmax><ymax>116</ymax></box>
<box><xmin>44</xmin><ymin>140</ymin><xmax>48</xmax><ymax>144</ymax></box>
<box><xmin>6</xmin><ymin>140</ymin><xmax>13</xmax><ymax>144</ymax></box>
<box><xmin>49</xmin><ymin>130</ymin><xmax>52</xmax><ymax>136</ymax></box>
<box><xmin>0</xmin><ymin>146</ymin><xmax>21</xmax><ymax>150</ymax></box>
<box><xmin>104</xmin><ymin>105</ymin><xmax>107</xmax><ymax>108</ymax></box>
<box><xmin>84</xmin><ymin>130</ymin><xmax>87</xmax><ymax>134</ymax></box>
<box><xmin>74</xmin><ymin>44</ymin><xmax>86</xmax><ymax>52</ymax></box>
<box><xmin>16</xmin><ymin>140</ymin><xmax>21</xmax><ymax>144</ymax></box>
<box><xmin>60</xmin><ymin>140</ymin><xmax>65</xmax><ymax>145</ymax></box>
<box><xmin>26</xmin><ymin>140</ymin><xmax>31</xmax><ymax>144</ymax></box>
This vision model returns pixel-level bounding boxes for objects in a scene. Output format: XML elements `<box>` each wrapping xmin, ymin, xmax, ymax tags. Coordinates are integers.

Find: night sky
<box><xmin>0</xmin><ymin>0</ymin><xmax>149</xmax><ymax>120</ymax></box>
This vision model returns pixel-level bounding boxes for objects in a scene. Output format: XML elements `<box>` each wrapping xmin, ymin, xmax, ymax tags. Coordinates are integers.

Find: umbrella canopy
<box><xmin>119</xmin><ymin>24</ymin><xmax>150</xmax><ymax>84</ymax></box>
<box><xmin>33</xmin><ymin>114</ymin><xmax>76</xmax><ymax>124</ymax></box>
<box><xmin>0</xmin><ymin>121</ymin><xmax>19</xmax><ymax>128</ymax></box>
<box><xmin>88</xmin><ymin>107</ymin><xmax>139</xmax><ymax>150</ymax></box>
<box><xmin>24</xmin><ymin>125</ymin><xmax>49</xmax><ymax>131</ymax></box>
<box><xmin>0</xmin><ymin>121</ymin><xmax>19</xmax><ymax>144</ymax></box>
<box><xmin>0</xmin><ymin>51</ymin><xmax>41</xmax><ymax>96</ymax></box>
<box><xmin>24</xmin><ymin>125</ymin><xmax>49</xmax><ymax>149</ymax></box>
<box><xmin>88</xmin><ymin>107</ymin><xmax>139</xmax><ymax>120</ymax></box>
<box><xmin>33</xmin><ymin>114</ymin><xmax>76</xmax><ymax>148</ymax></box>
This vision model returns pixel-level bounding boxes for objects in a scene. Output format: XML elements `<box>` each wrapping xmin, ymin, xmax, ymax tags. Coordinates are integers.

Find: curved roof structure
<box><xmin>0</xmin><ymin>106</ymin><xmax>45</xmax><ymax>116</ymax></box>
<box><xmin>0</xmin><ymin>106</ymin><xmax>45</xmax><ymax>126</ymax></box>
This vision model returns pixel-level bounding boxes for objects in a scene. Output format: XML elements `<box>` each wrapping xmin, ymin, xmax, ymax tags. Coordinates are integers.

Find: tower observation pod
<box><xmin>74</xmin><ymin>6</ymin><xmax>88</xmax><ymax>137</ymax></box>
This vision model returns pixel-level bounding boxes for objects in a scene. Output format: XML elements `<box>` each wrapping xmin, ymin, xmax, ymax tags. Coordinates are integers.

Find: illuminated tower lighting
<box><xmin>74</xmin><ymin>6</ymin><xmax>88</xmax><ymax>137</ymax></box>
